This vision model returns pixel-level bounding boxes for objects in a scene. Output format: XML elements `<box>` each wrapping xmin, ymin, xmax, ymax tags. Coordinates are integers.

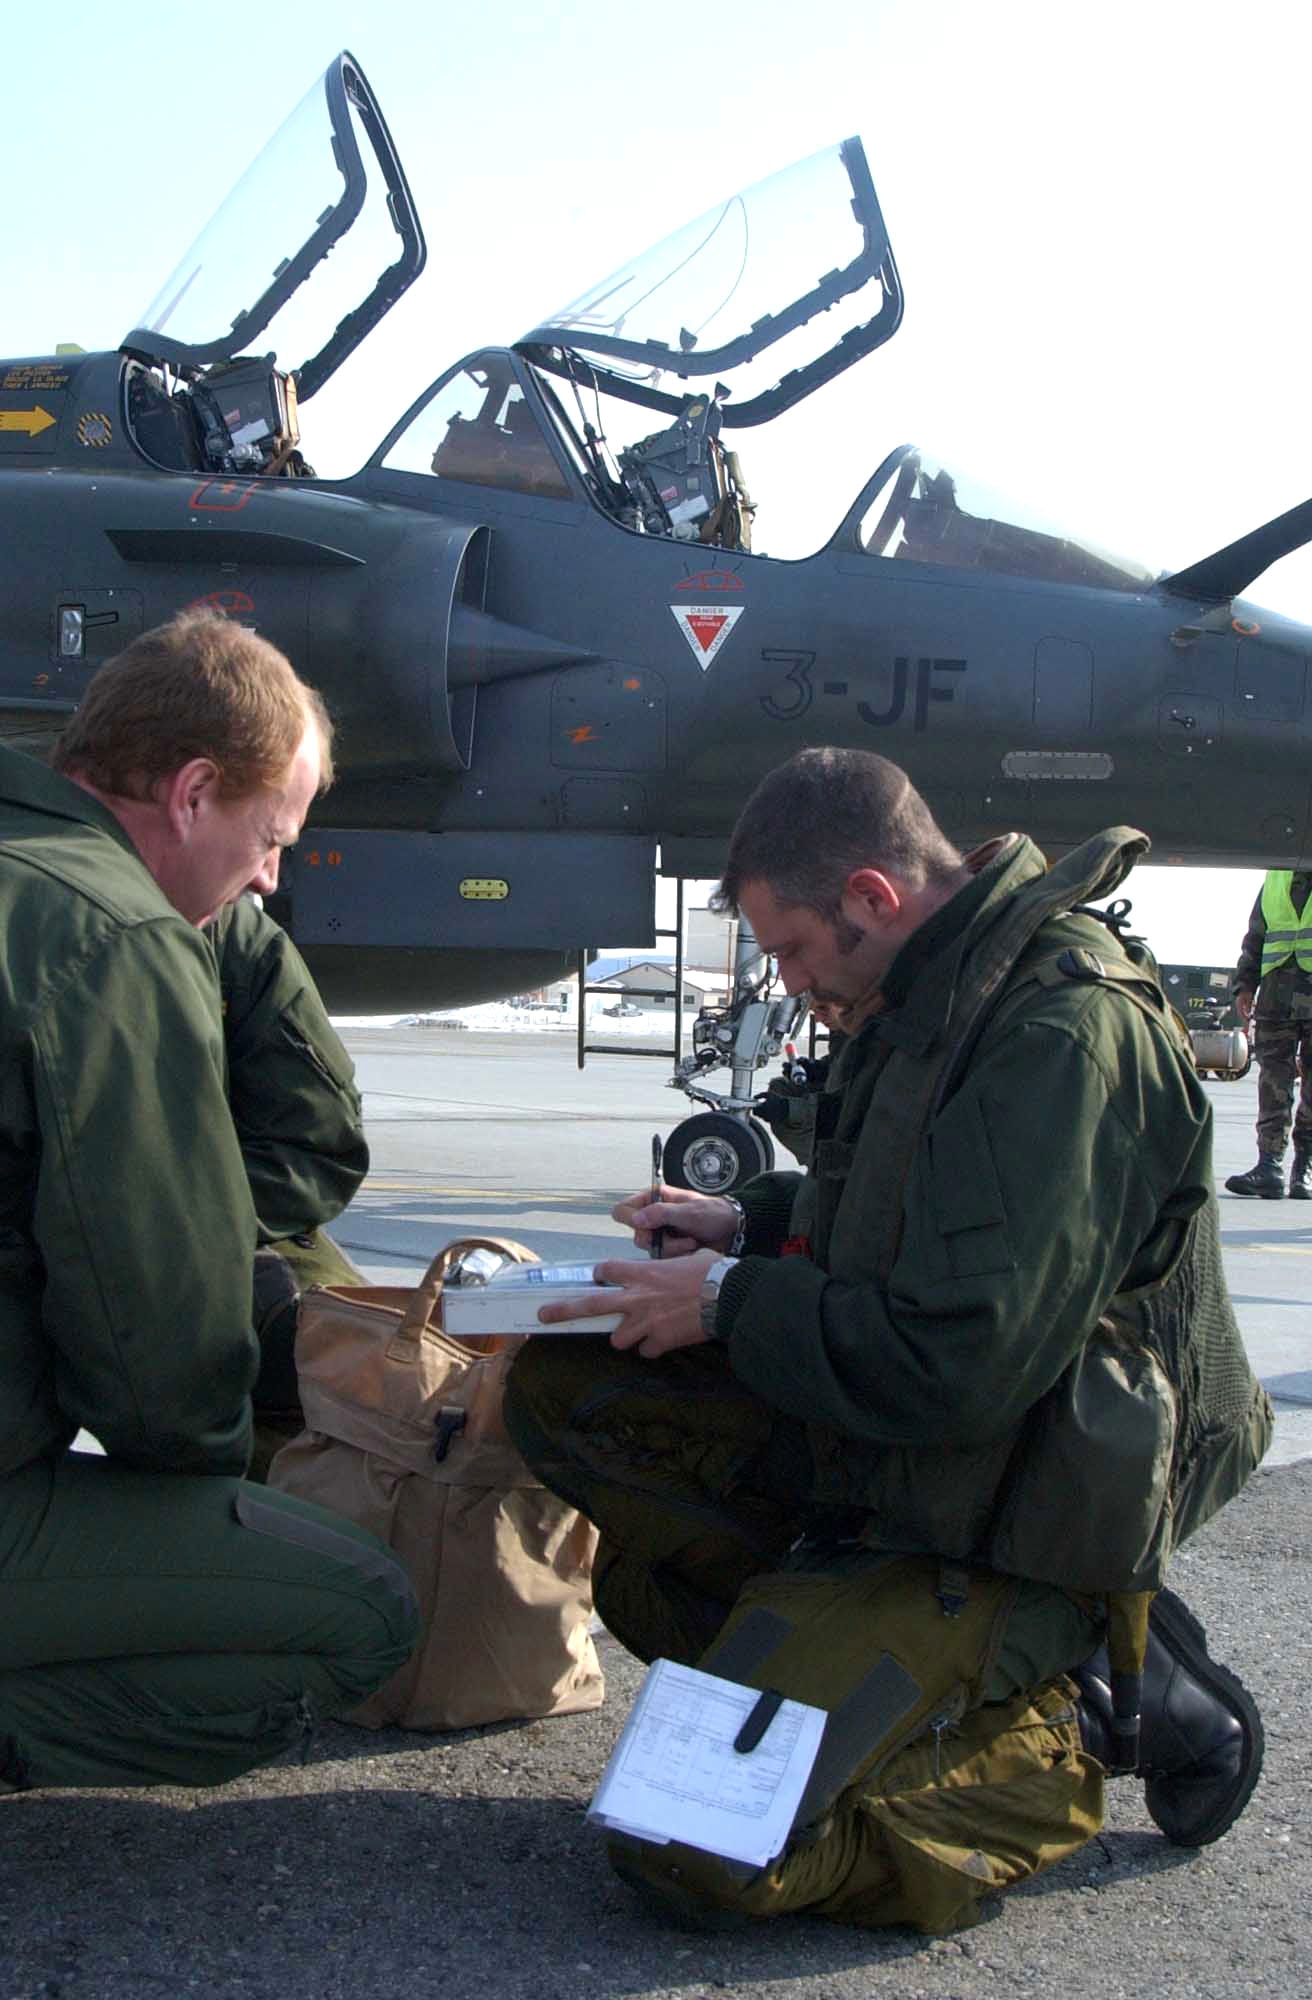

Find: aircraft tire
<box><xmin>662</xmin><ymin>1112</ymin><xmax>774</xmax><ymax>1196</ymax></box>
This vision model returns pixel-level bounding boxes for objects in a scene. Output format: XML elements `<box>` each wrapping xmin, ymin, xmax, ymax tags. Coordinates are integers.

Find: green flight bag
<box><xmin>609</xmin><ymin>1556</ymin><xmax>1104</xmax><ymax>1936</ymax></box>
<box><xmin>506</xmin><ymin>1340</ymin><xmax>1105</xmax><ymax>1932</ymax></box>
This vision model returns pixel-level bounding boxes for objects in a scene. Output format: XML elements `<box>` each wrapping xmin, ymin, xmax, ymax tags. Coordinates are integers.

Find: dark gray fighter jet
<box><xmin>2</xmin><ymin>51</ymin><xmax>1309</xmax><ymax>1016</ymax></box>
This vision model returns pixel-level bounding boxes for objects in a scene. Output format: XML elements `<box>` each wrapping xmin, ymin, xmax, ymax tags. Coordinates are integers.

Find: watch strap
<box><xmin>699</xmin><ymin>1254</ymin><xmax>738</xmax><ymax>1339</ymax></box>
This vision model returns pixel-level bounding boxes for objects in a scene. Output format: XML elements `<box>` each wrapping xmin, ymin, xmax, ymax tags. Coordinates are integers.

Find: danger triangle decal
<box><xmin>671</xmin><ymin>602</ymin><xmax>744</xmax><ymax>670</ymax></box>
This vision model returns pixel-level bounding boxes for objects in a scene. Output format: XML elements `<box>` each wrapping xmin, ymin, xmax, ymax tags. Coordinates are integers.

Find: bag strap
<box><xmin>397</xmin><ymin>1235</ymin><xmax>540</xmax><ymax>1342</ymax></box>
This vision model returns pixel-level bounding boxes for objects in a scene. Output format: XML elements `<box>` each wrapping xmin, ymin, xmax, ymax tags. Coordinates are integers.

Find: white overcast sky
<box><xmin>7</xmin><ymin>0</ymin><xmax>1308</xmax><ymax>966</ymax></box>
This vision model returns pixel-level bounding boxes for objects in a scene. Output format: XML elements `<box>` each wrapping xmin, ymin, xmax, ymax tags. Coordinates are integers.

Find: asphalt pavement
<box><xmin>2</xmin><ymin>1029</ymin><xmax>1308</xmax><ymax>1998</ymax></box>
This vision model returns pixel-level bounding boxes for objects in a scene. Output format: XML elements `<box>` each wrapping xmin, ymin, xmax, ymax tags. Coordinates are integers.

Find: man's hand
<box><xmin>612</xmin><ymin>1184</ymin><xmax>740</xmax><ymax>1258</ymax></box>
<box><xmin>537</xmin><ymin>1248</ymin><xmax>719</xmax><ymax>1358</ymax></box>
<box><xmin>1235</xmin><ymin>989</ymin><xmax>1255</xmax><ymax>1026</ymax></box>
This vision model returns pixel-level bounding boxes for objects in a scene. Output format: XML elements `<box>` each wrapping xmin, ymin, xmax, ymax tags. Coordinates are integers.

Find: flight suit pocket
<box><xmin>277</xmin><ymin>988</ymin><xmax>359</xmax><ymax>1096</ymax></box>
<box><xmin>925</xmin><ymin>1094</ymin><xmax>1015</xmax><ymax>1280</ymax></box>
<box><xmin>811</xmin><ymin>1138</ymin><xmax>856</xmax><ymax>1255</ymax></box>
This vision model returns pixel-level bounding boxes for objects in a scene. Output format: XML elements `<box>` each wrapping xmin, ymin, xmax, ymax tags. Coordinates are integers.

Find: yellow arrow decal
<box><xmin>0</xmin><ymin>405</ymin><xmax>57</xmax><ymax>437</ymax></box>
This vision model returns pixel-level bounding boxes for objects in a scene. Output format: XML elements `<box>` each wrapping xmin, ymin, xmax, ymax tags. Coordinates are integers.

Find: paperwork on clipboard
<box><xmin>441</xmin><ymin>1262</ymin><xmax>624</xmax><ymax>1335</ymax></box>
<box><xmin>587</xmin><ymin>1658</ymin><xmax>827</xmax><ymax>1868</ymax></box>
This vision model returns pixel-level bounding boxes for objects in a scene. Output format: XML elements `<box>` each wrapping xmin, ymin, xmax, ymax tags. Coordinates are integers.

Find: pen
<box><xmin>734</xmin><ymin>1686</ymin><xmax>784</xmax><ymax>1754</ymax></box>
<box><xmin>650</xmin><ymin>1133</ymin><xmax>665</xmax><ymax>1259</ymax></box>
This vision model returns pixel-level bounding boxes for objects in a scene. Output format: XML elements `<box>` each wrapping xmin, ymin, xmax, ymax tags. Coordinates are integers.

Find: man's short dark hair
<box><xmin>711</xmin><ymin>747</ymin><xmax>962</xmax><ymax>916</ymax></box>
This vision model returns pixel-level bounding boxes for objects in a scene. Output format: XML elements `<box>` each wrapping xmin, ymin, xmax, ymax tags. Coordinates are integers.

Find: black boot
<box><xmin>1224</xmin><ymin>1153</ymin><xmax>1285</xmax><ymax>1199</ymax></box>
<box><xmin>1290</xmin><ymin>1147</ymin><xmax>1312</xmax><ymax>1199</ymax></box>
<box><xmin>1073</xmin><ymin>1588</ymin><xmax>1263</xmax><ymax>1846</ymax></box>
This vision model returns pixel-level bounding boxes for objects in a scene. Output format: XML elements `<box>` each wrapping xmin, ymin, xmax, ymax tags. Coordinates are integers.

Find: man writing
<box><xmin>0</xmin><ymin>611</ymin><xmax>417</xmax><ymax>1793</ymax></box>
<box><xmin>507</xmin><ymin>747</ymin><xmax>1269</xmax><ymax>1933</ymax></box>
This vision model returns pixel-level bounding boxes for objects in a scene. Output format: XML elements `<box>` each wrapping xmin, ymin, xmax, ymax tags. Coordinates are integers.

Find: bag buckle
<box><xmin>433</xmin><ymin>1405</ymin><xmax>468</xmax><ymax>1462</ymax></box>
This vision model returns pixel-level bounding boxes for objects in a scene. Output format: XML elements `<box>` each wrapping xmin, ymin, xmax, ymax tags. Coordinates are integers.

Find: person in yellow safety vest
<box><xmin>1226</xmin><ymin>869</ymin><xmax>1312</xmax><ymax>1198</ymax></box>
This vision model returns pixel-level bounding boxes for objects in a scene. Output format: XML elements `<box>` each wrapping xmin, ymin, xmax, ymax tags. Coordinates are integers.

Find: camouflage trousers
<box><xmin>1253</xmin><ymin>1015</ymin><xmax>1312</xmax><ymax>1155</ymax></box>
<box><xmin>504</xmin><ymin>1337</ymin><xmax>1104</xmax><ymax>1933</ymax></box>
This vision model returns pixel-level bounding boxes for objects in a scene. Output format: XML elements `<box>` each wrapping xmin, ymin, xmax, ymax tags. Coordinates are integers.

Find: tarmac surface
<box><xmin>2</xmin><ymin>1029</ymin><xmax>1308</xmax><ymax>1997</ymax></box>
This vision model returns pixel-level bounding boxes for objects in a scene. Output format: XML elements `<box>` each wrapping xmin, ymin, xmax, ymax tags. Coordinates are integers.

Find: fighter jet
<box><xmin>2</xmin><ymin>50</ymin><xmax>1310</xmax><ymax>1015</ymax></box>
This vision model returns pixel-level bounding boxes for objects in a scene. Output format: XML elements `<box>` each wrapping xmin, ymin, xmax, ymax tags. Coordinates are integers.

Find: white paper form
<box><xmin>441</xmin><ymin>1261</ymin><xmax>626</xmax><ymax>1336</ymax></box>
<box><xmin>588</xmin><ymin>1658</ymin><xmax>826</xmax><ymax>1869</ymax></box>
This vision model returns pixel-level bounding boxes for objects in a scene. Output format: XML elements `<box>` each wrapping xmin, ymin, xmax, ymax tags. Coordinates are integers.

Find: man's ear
<box><xmin>160</xmin><ymin>758</ymin><xmax>222</xmax><ymax>839</ymax></box>
<box><xmin>844</xmin><ymin>867</ymin><xmax>902</xmax><ymax>922</ymax></box>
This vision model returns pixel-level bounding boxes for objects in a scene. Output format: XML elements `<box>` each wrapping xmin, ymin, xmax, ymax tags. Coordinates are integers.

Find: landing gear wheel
<box><xmin>663</xmin><ymin>1113</ymin><xmax>774</xmax><ymax>1195</ymax></box>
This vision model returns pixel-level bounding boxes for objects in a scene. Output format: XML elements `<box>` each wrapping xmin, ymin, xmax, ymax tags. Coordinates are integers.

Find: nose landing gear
<box><xmin>662</xmin><ymin>916</ymin><xmax>808</xmax><ymax>1195</ymax></box>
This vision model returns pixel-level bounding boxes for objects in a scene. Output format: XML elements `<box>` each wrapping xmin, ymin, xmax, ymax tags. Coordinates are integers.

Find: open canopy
<box><xmin>517</xmin><ymin>138</ymin><xmax>901</xmax><ymax>427</ymax></box>
<box><xmin>121</xmin><ymin>52</ymin><xmax>424</xmax><ymax>402</ymax></box>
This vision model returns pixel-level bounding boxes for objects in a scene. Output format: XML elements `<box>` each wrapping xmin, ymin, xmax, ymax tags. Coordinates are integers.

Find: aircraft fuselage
<box><xmin>2</xmin><ymin>349</ymin><xmax>1306</xmax><ymax>1010</ymax></box>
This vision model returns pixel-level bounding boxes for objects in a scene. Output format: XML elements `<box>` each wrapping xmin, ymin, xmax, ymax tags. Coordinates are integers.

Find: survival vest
<box><xmin>790</xmin><ymin>827</ymin><xmax>1272</xmax><ymax>1596</ymax></box>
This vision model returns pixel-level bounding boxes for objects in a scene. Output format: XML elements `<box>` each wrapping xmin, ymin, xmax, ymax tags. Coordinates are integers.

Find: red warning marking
<box><xmin>566</xmin><ymin>725</ymin><xmax>597</xmax><ymax>744</ymax></box>
<box><xmin>327</xmin><ymin>850</ymin><xmax>342</xmax><ymax>867</ymax></box>
<box><xmin>186</xmin><ymin>589</ymin><xmax>256</xmax><ymax>616</ymax></box>
<box><xmin>189</xmin><ymin>480</ymin><xmax>258</xmax><ymax>512</ymax></box>
<box><xmin>673</xmin><ymin>569</ymin><xmax>744</xmax><ymax>593</ymax></box>
<box><xmin>622</xmin><ymin>677</ymin><xmax>641</xmax><ymax>691</ymax></box>
<box><xmin>687</xmin><ymin>614</ymin><xmax>726</xmax><ymax>650</ymax></box>
<box><xmin>671</xmin><ymin>602</ymin><xmax>744</xmax><ymax>671</ymax></box>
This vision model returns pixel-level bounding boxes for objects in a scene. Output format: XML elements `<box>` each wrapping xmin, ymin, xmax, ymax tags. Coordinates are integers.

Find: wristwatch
<box><xmin>699</xmin><ymin>1255</ymin><xmax>739</xmax><ymax>1340</ymax></box>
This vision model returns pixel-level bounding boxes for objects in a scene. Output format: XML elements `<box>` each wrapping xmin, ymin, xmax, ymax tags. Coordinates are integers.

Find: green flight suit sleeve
<box><xmin>736</xmin><ymin>1169</ymin><xmax>803</xmax><ymax>1255</ymax></box>
<box><xmin>32</xmin><ymin>918</ymin><xmax>257</xmax><ymax>1474</ymax></box>
<box><xmin>214</xmin><ymin>899</ymin><xmax>368</xmax><ymax>1243</ymax></box>
<box><xmin>717</xmin><ymin>1001</ymin><xmax>1211</xmax><ymax>1450</ymax></box>
<box><xmin>1234</xmin><ymin>889</ymin><xmax>1265</xmax><ymax>996</ymax></box>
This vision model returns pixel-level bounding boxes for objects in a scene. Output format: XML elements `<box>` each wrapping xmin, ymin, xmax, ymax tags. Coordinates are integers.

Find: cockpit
<box><xmin>848</xmin><ymin>446</ymin><xmax>1156</xmax><ymax>591</ymax></box>
<box><xmin>507</xmin><ymin>135</ymin><xmax>899</xmax><ymax>557</ymax></box>
<box><xmin>118</xmin><ymin>53</ymin><xmax>424</xmax><ymax>482</ymax></box>
<box><xmin>377</xmin><ymin>346</ymin><xmax>1160</xmax><ymax>589</ymax></box>
<box><xmin>110</xmin><ymin>54</ymin><xmax>1160</xmax><ymax>593</ymax></box>
<box><xmin>379</xmin><ymin>349</ymin><xmax>757</xmax><ymax>548</ymax></box>
<box><xmin>381</xmin><ymin>357</ymin><xmax>573</xmax><ymax>501</ymax></box>
<box><xmin>377</xmin><ymin>135</ymin><xmax>903</xmax><ymax>558</ymax></box>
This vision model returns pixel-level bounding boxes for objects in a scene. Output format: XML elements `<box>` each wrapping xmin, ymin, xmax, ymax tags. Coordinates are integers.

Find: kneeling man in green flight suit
<box><xmin>0</xmin><ymin>611</ymin><xmax>417</xmax><ymax>1793</ymax></box>
<box><xmin>211</xmin><ymin>892</ymin><xmax>372</xmax><ymax>1477</ymax></box>
<box><xmin>506</xmin><ymin>746</ymin><xmax>1271</xmax><ymax>1935</ymax></box>
<box><xmin>215</xmin><ymin>889</ymin><xmax>370</xmax><ymax>1297</ymax></box>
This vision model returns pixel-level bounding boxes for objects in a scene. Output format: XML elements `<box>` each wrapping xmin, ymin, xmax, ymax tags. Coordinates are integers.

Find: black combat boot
<box><xmin>1289</xmin><ymin>1147</ymin><xmax>1312</xmax><ymax>1199</ymax></box>
<box><xmin>1073</xmin><ymin>1588</ymin><xmax>1263</xmax><ymax>1846</ymax></box>
<box><xmin>1224</xmin><ymin>1153</ymin><xmax>1286</xmax><ymax>1199</ymax></box>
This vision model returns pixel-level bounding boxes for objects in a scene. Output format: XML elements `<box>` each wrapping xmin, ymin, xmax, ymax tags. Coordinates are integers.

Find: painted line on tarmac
<box><xmin>359</xmin><ymin>1181</ymin><xmax>616</xmax><ymax>1204</ymax></box>
<box><xmin>363</xmin><ymin>1090</ymin><xmax>675</xmax><ymax>1124</ymax></box>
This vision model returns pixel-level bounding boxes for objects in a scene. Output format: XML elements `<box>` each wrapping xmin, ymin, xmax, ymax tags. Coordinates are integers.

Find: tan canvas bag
<box><xmin>268</xmin><ymin>1236</ymin><xmax>603</xmax><ymax>1730</ymax></box>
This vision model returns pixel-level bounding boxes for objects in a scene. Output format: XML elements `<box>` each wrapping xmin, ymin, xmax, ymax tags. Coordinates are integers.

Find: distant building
<box><xmin>584</xmin><ymin>953</ymin><xmax>672</xmax><ymax>986</ymax></box>
<box><xmin>589</xmin><ymin>961</ymin><xmax>716</xmax><ymax>1008</ymax></box>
